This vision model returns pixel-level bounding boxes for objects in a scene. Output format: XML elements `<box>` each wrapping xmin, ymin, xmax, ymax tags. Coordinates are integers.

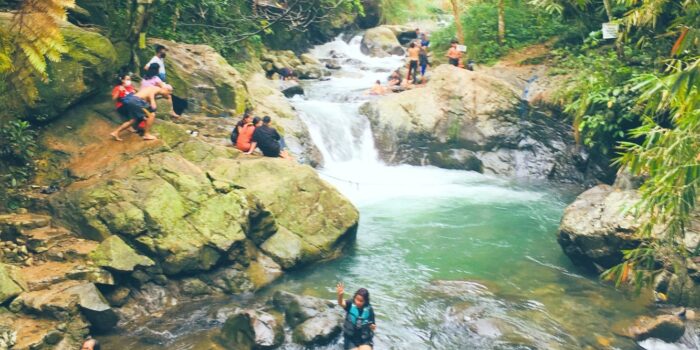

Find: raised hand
<box><xmin>336</xmin><ymin>282</ymin><xmax>345</xmax><ymax>296</ymax></box>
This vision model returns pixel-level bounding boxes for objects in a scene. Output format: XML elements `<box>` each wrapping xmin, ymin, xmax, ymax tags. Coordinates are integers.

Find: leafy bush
<box><xmin>0</xmin><ymin>120</ymin><xmax>37</xmax><ymax>188</ymax></box>
<box><xmin>431</xmin><ymin>2</ymin><xmax>566</xmax><ymax>63</ymax></box>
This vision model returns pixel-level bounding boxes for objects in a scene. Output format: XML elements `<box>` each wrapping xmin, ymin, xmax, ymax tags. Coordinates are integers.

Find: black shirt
<box><xmin>252</xmin><ymin>124</ymin><xmax>281</xmax><ymax>157</ymax></box>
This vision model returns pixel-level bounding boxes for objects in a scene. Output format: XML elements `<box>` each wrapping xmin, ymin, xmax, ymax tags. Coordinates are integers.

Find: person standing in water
<box><xmin>337</xmin><ymin>282</ymin><xmax>376</xmax><ymax>350</ymax></box>
<box><xmin>446</xmin><ymin>40</ymin><xmax>462</xmax><ymax>67</ymax></box>
<box><xmin>406</xmin><ymin>42</ymin><xmax>420</xmax><ymax>84</ymax></box>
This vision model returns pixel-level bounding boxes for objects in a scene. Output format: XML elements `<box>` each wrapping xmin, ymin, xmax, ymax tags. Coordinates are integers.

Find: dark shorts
<box><xmin>116</xmin><ymin>105</ymin><xmax>129</xmax><ymax>120</ymax></box>
<box><xmin>344</xmin><ymin>336</ymin><xmax>373</xmax><ymax>349</ymax></box>
<box><xmin>449</xmin><ymin>58</ymin><xmax>459</xmax><ymax>66</ymax></box>
<box><xmin>261</xmin><ymin>146</ymin><xmax>281</xmax><ymax>158</ymax></box>
<box><xmin>122</xmin><ymin>94</ymin><xmax>150</xmax><ymax>121</ymax></box>
<box><xmin>409</xmin><ymin>60</ymin><xmax>418</xmax><ymax>70</ymax></box>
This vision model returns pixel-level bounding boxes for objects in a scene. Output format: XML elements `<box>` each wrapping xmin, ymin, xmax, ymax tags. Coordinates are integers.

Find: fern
<box><xmin>0</xmin><ymin>0</ymin><xmax>75</xmax><ymax>112</ymax></box>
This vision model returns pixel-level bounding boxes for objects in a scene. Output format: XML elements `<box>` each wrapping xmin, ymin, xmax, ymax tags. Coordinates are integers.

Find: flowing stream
<box><xmin>99</xmin><ymin>36</ymin><xmax>698</xmax><ymax>350</ymax></box>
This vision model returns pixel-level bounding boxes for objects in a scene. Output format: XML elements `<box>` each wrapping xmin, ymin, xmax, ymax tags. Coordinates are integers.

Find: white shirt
<box><xmin>146</xmin><ymin>55</ymin><xmax>165</xmax><ymax>74</ymax></box>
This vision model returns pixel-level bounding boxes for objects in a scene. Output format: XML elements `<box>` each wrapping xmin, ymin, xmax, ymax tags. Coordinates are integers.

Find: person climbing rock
<box><xmin>112</xmin><ymin>72</ymin><xmax>136</xmax><ymax>121</ymax></box>
<box><xmin>337</xmin><ymin>282</ymin><xmax>376</xmax><ymax>350</ymax></box>
<box><xmin>144</xmin><ymin>44</ymin><xmax>167</xmax><ymax>82</ymax></box>
<box><xmin>251</xmin><ymin>116</ymin><xmax>292</xmax><ymax>159</ymax></box>
<box><xmin>110</xmin><ymin>85</ymin><xmax>172</xmax><ymax>141</ymax></box>
<box><xmin>406</xmin><ymin>42</ymin><xmax>420</xmax><ymax>84</ymax></box>
<box><xmin>447</xmin><ymin>40</ymin><xmax>462</xmax><ymax>67</ymax></box>
<box><xmin>237</xmin><ymin>116</ymin><xmax>260</xmax><ymax>153</ymax></box>
<box><xmin>141</xmin><ymin>63</ymin><xmax>179</xmax><ymax>117</ymax></box>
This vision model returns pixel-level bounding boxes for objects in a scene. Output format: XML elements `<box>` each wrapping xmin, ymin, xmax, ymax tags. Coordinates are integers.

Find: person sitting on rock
<box><xmin>368</xmin><ymin>80</ymin><xmax>387</xmax><ymax>95</ymax></box>
<box><xmin>238</xmin><ymin>116</ymin><xmax>260</xmax><ymax>154</ymax></box>
<box><xmin>231</xmin><ymin>110</ymin><xmax>252</xmax><ymax>145</ymax></box>
<box><xmin>110</xmin><ymin>85</ymin><xmax>172</xmax><ymax>141</ymax></box>
<box><xmin>387</xmin><ymin>70</ymin><xmax>402</xmax><ymax>91</ymax></box>
<box><xmin>250</xmin><ymin>116</ymin><xmax>292</xmax><ymax>159</ymax></box>
<box><xmin>141</xmin><ymin>63</ymin><xmax>179</xmax><ymax>117</ymax></box>
<box><xmin>112</xmin><ymin>72</ymin><xmax>137</xmax><ymax>122</ymax></box>
<box><xmin>337</xmin><ymin>282</ymin><xmax>376</xmax><ymax>350</ymax></box>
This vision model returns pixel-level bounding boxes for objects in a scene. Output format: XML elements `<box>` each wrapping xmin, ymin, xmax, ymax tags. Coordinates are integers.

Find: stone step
<box><xmin>42</xmin><ymin>237</ymin><xmax>99</xmax><ymax>262</ymax></box>
<box><xmin>0</xmin><ymin>214</ymin><xmax>51</xmax><ymax>240</ymax></box>
<box><xmin>19</xmin><ymin>226</ymin><xmax>73</xmax><ymax>254</ymax></box>
<box><xmin>19</xmin><ymin>260</ymin><xmax>113</xmax><ymax>291</ymax></box>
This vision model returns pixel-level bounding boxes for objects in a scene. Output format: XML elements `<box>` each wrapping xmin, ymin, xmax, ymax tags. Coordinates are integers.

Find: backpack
<box><xmin>343</xmin><ymin>304</ymin><xmax>373</xmax><ymax>340</ymax></box>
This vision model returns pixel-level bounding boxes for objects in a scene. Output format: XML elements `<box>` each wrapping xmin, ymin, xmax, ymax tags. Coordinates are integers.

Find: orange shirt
<box><xmin>236</xmin><ymin>124</ymin><xmax>256</xmax><ymax>152</ymax></box>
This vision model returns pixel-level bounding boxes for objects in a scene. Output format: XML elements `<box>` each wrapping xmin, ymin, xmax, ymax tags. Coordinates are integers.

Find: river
<box><xmin>99</xmin><ymin>36</ymin><xmax>697</xmax><ymax>350</ymax></box>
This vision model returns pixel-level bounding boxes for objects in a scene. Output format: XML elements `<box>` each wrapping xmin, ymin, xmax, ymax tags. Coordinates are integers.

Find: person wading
<box><xmin>406</xmin><ymin>42</ymin><xmax>420</xmax><ymax>84</ymax></box>
<box><xmin>337</xmin><ymin>282</ymin><xmax>376</xmax><ymax>350</ymax></box>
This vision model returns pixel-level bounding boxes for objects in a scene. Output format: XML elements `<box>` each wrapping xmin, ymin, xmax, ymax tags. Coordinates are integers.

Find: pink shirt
<box><xmin>140</xmin><ymin>76</ymin><xmax>162</xmax><ymax>89</ymax></box>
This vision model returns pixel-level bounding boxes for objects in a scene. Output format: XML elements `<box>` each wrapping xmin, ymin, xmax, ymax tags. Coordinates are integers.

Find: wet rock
<box><xmin>89</xmin><ymin>235</ymin><xmax>155</xmax><ymax>272</ymax></box>
<box><xmin>181</xmin><ymin>278</ymin><xmax>212</xmax><ymax>297</ymax></box>
<box><xmin>0</xmin><ymin>263</ymin><xmax>24</xmax><ymax>304</ymax></box>
<box><xmin>557</xmin><ymin>185</ymin><xmax>642</xmax><ymax>270</ymax></box>
<box><xmin>361</xmin><ymin>65</ymin><xmax>596</xmax><ymax>183</ymax></box>
<box><xmin>291</xmin><ymin>309</ymin><xmax>343</xmax><ymax>347</ymax></box>
<box><xmin>272</xmin><ymin>291</ymin><xmax>335</xmax><ymax>327</ymax></box>
<box><xmin>280</xmin><ymin>82</ymin><xmax>304</xmax><ymax>98</ymax></box>
<box><xmin>361</xmin><ymin>26</ymin><xmax>405</xmax><ymax>57</ymax></box>
<box><xmin>218</xmin><ymin>309</ymin><xmax>284</xmax><ymax>350</ymax></box>
<box><xmin>621</xmin><ymin>315</ymin><xmax>685</xmax><ymax>343</ymax></box>
<box><xmin>261</xmin><ymin>227</ymin><xmax>308</xmax><ymax>269</ymax></box>
<box><xmin>104</xmin><ymin>286</ymin><xmax>131</xmax><ymax>307</ymax></box>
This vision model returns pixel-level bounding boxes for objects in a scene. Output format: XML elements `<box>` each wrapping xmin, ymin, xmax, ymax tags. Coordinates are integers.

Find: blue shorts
<box><xmin>158</xmin><ymin>72</ymin><xmax>166</xmax><ymax>82</ymax></box>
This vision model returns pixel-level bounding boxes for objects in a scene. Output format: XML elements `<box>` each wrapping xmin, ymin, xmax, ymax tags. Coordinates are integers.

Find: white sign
<box><xmin>602</xmin><ymin>22</ymin><xmax>619</xmax><ymax>39</ymax></box>
<box><xmin>456</xmin><ymin>44</ymin><xmax>467</xmax><ymax>52</ymax></box>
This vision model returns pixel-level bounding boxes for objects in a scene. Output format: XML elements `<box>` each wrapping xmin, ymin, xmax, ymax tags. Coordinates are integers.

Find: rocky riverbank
<box><xmin>0</xmin><ymin>16</ymin><xmax>360</xmax><ymax>349</ymax></box>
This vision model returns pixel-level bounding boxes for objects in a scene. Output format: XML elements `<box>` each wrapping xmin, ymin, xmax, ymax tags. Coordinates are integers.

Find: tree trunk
<box><xmin>602</xmin><ymin>0</ymin><xmax>625</xmax><ymax>59</ymax></box>
<box><xmin>450</xmin><ymin>0</ymin><xmax>464</xmax><ymax>44</ymax></box>
<box><xmin>128</xmin><ymin>0</ymin><xmax>154</xmax><ymax>70</ymax></box>
<box><xmin>497</xmin><ymin>0</ymin><xmax>505</xmax><ymax>46</ymax></box>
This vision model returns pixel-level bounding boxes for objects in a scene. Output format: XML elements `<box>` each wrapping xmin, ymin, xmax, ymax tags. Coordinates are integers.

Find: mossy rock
<box><xmin>0</xmin><ymin>263</ymin><xmax>24</xmax><ymax>304</ymax></box>
<box><xmin>90</xmin><ymin>236</ymin><xmax>155</xmax><ymax>272</ymax></box>
<box><xmin>0</xmin><ymin>13</ymin><xmax>117</xmax><ymax>122</ymax></box>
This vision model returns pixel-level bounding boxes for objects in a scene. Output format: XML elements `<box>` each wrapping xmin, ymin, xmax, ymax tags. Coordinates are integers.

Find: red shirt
<box><xmin>236</xmin><ymin>124</ymin><xmax>256</xmax><ymax>152</ymax></box>
<box><xmin>113</xmin><ymin>85</ymin><xmax>136</xmax><ymax>109</ymax></box>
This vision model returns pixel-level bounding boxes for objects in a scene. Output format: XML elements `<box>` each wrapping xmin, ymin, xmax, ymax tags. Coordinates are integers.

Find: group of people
<box><xmin>231</xmin><ymin>111</ymin><xmax>292</xmax><ymax>159</ymax></box>
<box><xmin>110</xmin><ymin>45</ymin><xmax>180</xmax><ymax>141</ymax></box>
<box><xmin>369</xmin><ymin>30</ymin><xmax>475</xmax><ymax>96</ymax></box>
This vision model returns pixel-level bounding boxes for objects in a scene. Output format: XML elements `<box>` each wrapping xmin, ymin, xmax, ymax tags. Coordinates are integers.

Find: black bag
<box><xmin>230</xmin><ymin>126</ymin><xmax>239</xmax><ymax>145</ymax></box>
<box><xmin>172</xmin><ymin>95</ymin><xmax>188</xmax><ymax>115</ymax></box>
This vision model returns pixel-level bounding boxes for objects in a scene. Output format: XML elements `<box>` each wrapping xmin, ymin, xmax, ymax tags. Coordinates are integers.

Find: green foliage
<box><xmin>0</xmin><ymin>120</ymin><xmax>37</xmax><ymax>189</ymax></box>
<box><xmin>431</xmin><ymin>2</ymin><xmax>566</xmax><ymax>63</ymax></box>
<box><xmin>379</xmin><ymin>0</ymin><xmax>444</xmax><ymax>24</ymax></box>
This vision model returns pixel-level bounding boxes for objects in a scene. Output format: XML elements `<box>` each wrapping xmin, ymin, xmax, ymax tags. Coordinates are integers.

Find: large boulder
<box><xmin>272</xmin><ymin>291</ymin><xmax>343</xmax><ymax>347</ymax></box>
<box><xmin>361</xmin><ymin>65</ymin><xmax>595</xmax><ymax>183</ymax></box>
<box><xmin>142</xmin><ymin>39</ymin><xmax>249</xmax><ymax>118</ymax></box>
<box><xmin>89</xmin><ymin>235</ymin><xmax>155</xmax><ymax>272</ymax></box>
<box><xmin>39</xmin><ymin>106</ymin><xmax>357</xmax><ymax>284</ymax></box>
<box><xmin>218</xmin><ymin>309</ymin><xmax>284</xmax><ymax>350</ymax></box>
<box><xmin>0</xmin><ymin>13</ymin><xmax>117</xmax><ymax>122</ymax></box>
<box><xmin>360</xmin><ymin>26</ymin><xmax>405</xmax><ymax>57</ymax></box>
<box><xmin>557</xmin><ymin>184</ymin><xmax>642</xmax><ymax>271</ymax></box>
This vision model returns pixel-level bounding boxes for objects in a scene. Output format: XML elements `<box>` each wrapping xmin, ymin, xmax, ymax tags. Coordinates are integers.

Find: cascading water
<box><xmin>99</xmin><ymin>36</ymin><xmax>698</xmax><ymax>350</ymax></box>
